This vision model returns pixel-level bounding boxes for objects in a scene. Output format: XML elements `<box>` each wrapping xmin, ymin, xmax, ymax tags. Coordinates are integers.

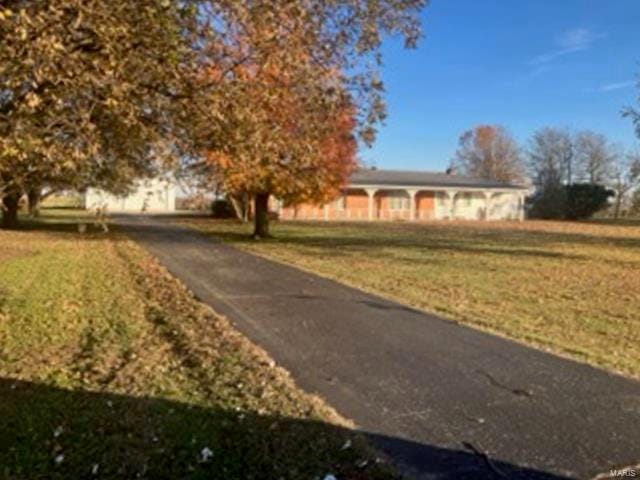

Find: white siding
<box><xmin>451</xmin><ymin>192</ymin><xmax>486</xmax><ymax>220</ymax></box>
<box><xmin>433</xmin><ymin>191</ymin><xmax>524</xmax><ymax>221</ymax></box>
<box><xmin>488</xmin><ymin>193</ymin><xmax>522</xmax><ymax>220</ymax></box>
<box><xmin>86</xmin><ymin>177</ymin><xmax>176</xmax><ymax>213</ymax></box>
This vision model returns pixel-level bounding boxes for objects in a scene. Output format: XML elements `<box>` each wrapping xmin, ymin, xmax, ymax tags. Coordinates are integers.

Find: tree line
<box><xmin>451</xmin><ymin>123</ymin><xmax>640</xmax><ymax>220</ymax></box>
<box><xmin>0</xmin><ymin>0</ymin><xmax>427</xmax><ymax>235</ymax></box>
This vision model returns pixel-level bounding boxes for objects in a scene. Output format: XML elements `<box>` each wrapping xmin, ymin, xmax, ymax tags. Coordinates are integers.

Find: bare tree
<box><xmin>527</xmin><ymin>127</ymin><xmax>574</xmax><ymax>219</ymax></box>
<box><xmin>574</xmin><ymin>131</ymin><xmax>616</xmax><ymax>184</ymax></box>
<box><xmin>451</xmin><ymin>125</ymin><xmax>525</xmax><ymax>183</ymax></box>
<box><xmin>611</xmin><ymin>149</ymin><xmax>640</xmax><ymax>219</ymax></box>
<box><xmin>528</xmin><ymin>127</ymin><xmax>574</xmax><ymax>186</ymax></box>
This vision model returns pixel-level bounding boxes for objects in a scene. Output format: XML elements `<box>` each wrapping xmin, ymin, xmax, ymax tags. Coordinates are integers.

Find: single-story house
<box><xmin>278</xmin><ymin>169</ymin><xmax>530</xmax><ymax>221</ymax></box>
<box><xmin>85</xmin><ymin>177</ymin><xmax>176</xmax><ymax>213</ymax></box>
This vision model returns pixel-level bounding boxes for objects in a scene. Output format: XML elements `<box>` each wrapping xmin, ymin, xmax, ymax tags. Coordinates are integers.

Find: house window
<box><xmin>388</xmin><ymin>192</ymin><xmax>409</xmax><ymax>210</ymax></box>
<box><xmin>335</xmin><ymin>195</ymin><xmax>346</xmax><ymax>210</ymax></box>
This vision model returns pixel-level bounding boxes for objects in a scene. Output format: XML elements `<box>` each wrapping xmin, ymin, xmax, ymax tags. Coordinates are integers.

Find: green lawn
<box><xmin>182</xmin><ymin>218</ymin><xmax>640</xmax><ymax>379</ymax></box>
<box><xmin>0</xmin><ymin>212</ymin><xmax>394</xmax><ymax>479</ymax></box>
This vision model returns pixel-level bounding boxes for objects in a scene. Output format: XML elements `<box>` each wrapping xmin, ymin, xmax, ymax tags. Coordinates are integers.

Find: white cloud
<box><xmin>596</xmin><ymin>80</ymin><xmax>636</xmax><ymax>92</ymax></box>
<box><xmin>530</xmin><ymin>28</ymin><xmax>606</xmax><ymax>65</ymax></box>
<box><xmin>558</xmin><ymin>28</ymin><xmax>599</xmax><ymax>50</ymax></box>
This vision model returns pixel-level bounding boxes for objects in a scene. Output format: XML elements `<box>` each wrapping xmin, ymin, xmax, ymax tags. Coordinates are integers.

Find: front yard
<box><xmin>0</xmin><ymin>212</ymin><xmax>393</xmax><ymax>479</ymax></box>
<box><xmin>182</xmin><ymin>218</ymin><xmax>640</xmax><ymax>379</ymax></box>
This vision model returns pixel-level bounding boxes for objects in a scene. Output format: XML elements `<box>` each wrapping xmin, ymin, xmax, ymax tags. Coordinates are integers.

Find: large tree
<box><xmin>1</xmin><ymin>0</ymin><xmax>427</xmax><ymax>233</ymax></box>
<box><xmin>526</xmin><ymin>127</ymin><xmax>573</xmax><ymax>218</ymax></box>
<box><xmin>451</xmin><ymin>125</ymin><xmax>525</xmax><ymax>183</ymax></box>
<box><xmin>192</xmin><ymin>0</ymin><xmax>426</xmax><ymax>237</ymax></box>
<box><xmin>574</xmin><ymin>130</ymin><xmax>617</xmax><ymax>185</ymax></box>
<box><xmin>0</xmin><ymin>0</ymin><xmax>204</xmax><ymax>228</ymax></box>
<box><xmin>202</xmin><ymin>63</ymin><xmax>359</xmax><ymax>237</ymax></box>
<box><xmin>528</xmin><ymin>127</ymin><xmax>574</xmax><ymax>185</ymax></box>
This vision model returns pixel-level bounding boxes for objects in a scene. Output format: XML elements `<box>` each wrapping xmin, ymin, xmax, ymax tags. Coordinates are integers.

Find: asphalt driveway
<box><xmin>122</xmin><ymin>215</ymin><xmax>640</xmax><ymax>480</ymax></box>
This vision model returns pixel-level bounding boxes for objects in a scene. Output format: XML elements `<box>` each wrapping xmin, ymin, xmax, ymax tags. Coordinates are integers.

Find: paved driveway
<box><xmin>122</xmin><ymin>216</ymin><xmax>640</xmax><ymax>480</ymax></box>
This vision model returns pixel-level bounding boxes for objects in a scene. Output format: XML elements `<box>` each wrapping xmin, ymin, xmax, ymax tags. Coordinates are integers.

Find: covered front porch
<box><xmin>360</xmin><ymin>187</ymin><xmax>525</xmax><ymax>221</ymax></box>
<box><xmin>278</xmin><ymin>186</ymin><xmax>526</xmax><ymax>221</ymax></box>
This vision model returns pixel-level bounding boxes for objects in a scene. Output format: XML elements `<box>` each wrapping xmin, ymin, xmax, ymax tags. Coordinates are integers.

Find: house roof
<box><xmin>348</xmin><ymin>169</ymin><xmax>526</xmax><ymax>190</ymax></box>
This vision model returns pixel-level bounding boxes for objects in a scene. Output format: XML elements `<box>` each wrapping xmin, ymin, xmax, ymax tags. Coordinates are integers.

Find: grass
<box><xmin>181</xmin><ymin>217</ymin><xmax>640</xmax><ymax>379</ymax></box>
<box><xmin>0</xmin><ymin>211</ymin><xmax>395</xmax><ymax>479</ymax></box>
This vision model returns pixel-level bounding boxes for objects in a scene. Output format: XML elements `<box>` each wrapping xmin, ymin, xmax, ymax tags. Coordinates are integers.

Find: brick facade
<box><xmin>279</xmin><ymin>189</ymin><xmax>435</xmax><ymax>221</ymax></box>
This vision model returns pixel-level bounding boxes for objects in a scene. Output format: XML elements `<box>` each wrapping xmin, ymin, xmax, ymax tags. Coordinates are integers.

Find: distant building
<box><xmin>85</xmin><ymin>177</ymin><xmax>176</xmax><ymax>213</ymax></box>
<box><xmin>278</xmin><ymin>169</ymin><xmax>530</xmax><ymax>221</ymax></box>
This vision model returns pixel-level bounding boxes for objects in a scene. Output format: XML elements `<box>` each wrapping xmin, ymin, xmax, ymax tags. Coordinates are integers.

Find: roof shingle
<box><xmin>349</xmin><ymin>169</ymin><xmax>526</xmax><ymax>190</ymax></box>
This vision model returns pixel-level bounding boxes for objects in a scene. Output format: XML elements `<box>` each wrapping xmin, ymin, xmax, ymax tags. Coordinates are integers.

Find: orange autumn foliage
<box><xmin>203</xmin><ymin>53</ymin><xmax>358</xmax><ymax>207</ymax></box>
<box><xmin>452</xmin><ymin>124</ymin><xmax>525</xmax><ymax>183</ymax></box>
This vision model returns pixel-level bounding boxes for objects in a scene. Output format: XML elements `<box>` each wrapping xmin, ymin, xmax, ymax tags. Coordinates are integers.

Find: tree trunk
<box><xmin>27</xmin><ymin>187</ymin><xmax>41</xmax><ymax>217</ymax></box>
<box><xmin>2</xmin><ymin>192</ymin><xmax>20</xmax><ymax>229</ymax></box>
<box><xmin>229</xmin><ymin>195</ymin><xmax>245</xmax><ymax>222</ymax></box>
<box><xmin>253</xmin><ymin>192</ymin><xmax>270</xmax><ymax>238</ymax></box>
<box><xmin>614</xmin><ymin>194</ymin><xmax>622</xmax><ymax>219</ymax></box>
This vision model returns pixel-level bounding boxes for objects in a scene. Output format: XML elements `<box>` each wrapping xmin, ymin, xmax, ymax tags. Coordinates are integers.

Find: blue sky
<box><xmin>363</xmin><ymin>0</ymin><xmax>640</xmax><ymax>171</ymax></box>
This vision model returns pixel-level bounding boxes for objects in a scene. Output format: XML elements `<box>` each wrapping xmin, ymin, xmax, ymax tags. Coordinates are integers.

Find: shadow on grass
<box><xmin>5</xmin><ymin>210</ymin><xmax>93</xmax><ymax>233</ymax></box>
<box><xmin>1</xmin><ymin>378</ymin><xmax>572</xmax><ymax>480</ymax></box>
<box><xmin>8</xmin><ymin>211</ymin><xmax>640</xmax><ymax>255</ymax></box>
<box><xmin>23</xmin><ymin>213</ymin><xmax>633</xmax><ymax>260</ymax></box>
<box><xmin>202</xmin><ymin>218</ymin><xmax>640</xmax><ymax>257</ymax></box>
<box><xmin>583</xmin><ymin>218</ymin><xmax>640</xmax><ymax>227</ymax></box>
<box><xmin>6</xmin><ymin>211</ymin><xmax>210</xmax><ymax>239</ymax></box>
<box><xmin>175</xmin><ymin>221</ymin><xmax>587</xmax><ymax>261</ymax></box>
<box><xmin>2</xmin><ymin>211</ymin><xmax>124</xmax><ymax>242</ymax></box>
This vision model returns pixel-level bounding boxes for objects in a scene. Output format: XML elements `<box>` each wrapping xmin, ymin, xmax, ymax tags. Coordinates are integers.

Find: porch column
<box><xmin>407</xmin><ymin>189</ymin><xmax>418</xmax><ymax>221</ymax></box>
<box><xmin>518</xmin><ymin>193</ymin><xmax>526</xmax><ymax>221</ymax></box>
<box><xmin>484</xmin><ymin>191</ymin><xmax>492</xmax><ymax>221</ymax></box>
<box><xmin>365</xmin><ymin>188</ymin><xmax>378</xmax><ymax>221</ymax></box>
<box><xmin>323</xmin><ymin>204</ymin><xmax>329</xmax><ymax>221</ymax></box>
<box><xmin>446</xmin><ymin>190</ymin><xmax>458</xmax><ymax>219</ymax></box>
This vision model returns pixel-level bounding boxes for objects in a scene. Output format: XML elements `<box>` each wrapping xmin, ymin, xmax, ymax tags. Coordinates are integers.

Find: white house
<box><xmin>279</xmin><ymin>169</ymin><xmax>531</xmax><ymax>221</ymax></box>
<box><xmin>85</xmin><ymin>177</ymin><xmax>176</xmax><ymax>213</ymax></box>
